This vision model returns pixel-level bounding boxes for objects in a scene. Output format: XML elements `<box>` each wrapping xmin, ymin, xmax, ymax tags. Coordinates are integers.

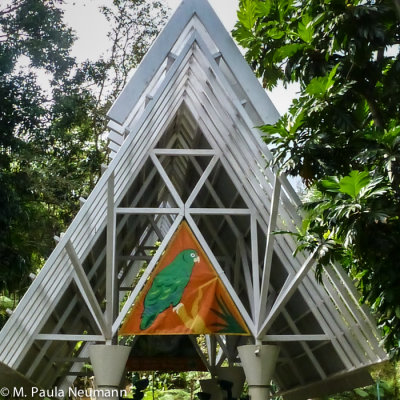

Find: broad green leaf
<box><xmin>256</xmin><ymin>0</ymin><xmax>272</xmax><ymax>17</ymax></box>
<box><xmin>306</xmin><ymin>76</ymin><xmax>330</xmax><ymax>96</ymax></box>
<box><xmin>237</xmin><ymin>0</ymin><xmax>258</xmax><ymax>30</ymax></box>
<box><xmin>305</xmin><ymin>64</ymin><xmax>339</xmax><ymax>97</ymax></box>
<box><xmin>277</xmin><ymin>0</ymin><xmax>295</xmax><ymax>22</ymax></box>
<box><xmin>339</xmin><ymin>170</ymin><xmax>370</xmax><ymax>199</ymax></box>
<box><xmin>273</xmin><ymin>43</ymin><xmax>306</xmax><ymax>63</ymax></box>
<box><xmin>320</xmin><ymin>176</ymin><xmax>340</xmax><ymax>192</ymax></box>
<box><xmin>297</xmin><ymin>15</ymin><xmax>314</xmax><ymax>44</ymax></box>
<box><xmin>327</xmin><ymin>63</ymin><xmax>339</xmax><ymax>84</ymax></box>
<box><xmin>266</xmin><ymin>26</ymin><xmax>285</xmax><ymax>40</ymax></box>
<box><xmin>233</xmin><ymin>25</ymin><xmax>256</xmax><ymax>44</ymax></box>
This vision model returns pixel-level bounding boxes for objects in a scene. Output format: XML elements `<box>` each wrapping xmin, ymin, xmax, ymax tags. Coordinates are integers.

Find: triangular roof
<box><xmin>0</xmin><ymin>0</ymin><xmax>387</xmax><ymax>398</ymax></box>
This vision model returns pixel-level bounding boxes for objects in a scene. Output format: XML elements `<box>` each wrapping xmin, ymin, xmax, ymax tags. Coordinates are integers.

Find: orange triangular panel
<box><xmin>119</xmin><ymin>221</ymin><xmax>249</xmax><ymax>335</ymax></box>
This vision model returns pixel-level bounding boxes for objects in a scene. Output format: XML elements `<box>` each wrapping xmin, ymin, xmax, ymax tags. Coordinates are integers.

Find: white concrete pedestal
<box><xmin>89</xmin><ymin>344</ymin><xmax>131</xmax><ymax>400</ymax></box>
<box><xmin>238</xmin><ymin>345</ymin><xmax>279</xmax><ymax>400</ymax></box>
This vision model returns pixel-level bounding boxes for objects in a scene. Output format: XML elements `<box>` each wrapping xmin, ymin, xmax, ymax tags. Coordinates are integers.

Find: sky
<box><xmin>62</xmin><ymin>0</ymin><xmax>297</xmax><ymax>114</ymax></box>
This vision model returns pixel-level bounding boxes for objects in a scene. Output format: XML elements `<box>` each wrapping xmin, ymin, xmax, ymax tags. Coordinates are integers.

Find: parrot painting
<box><xmin>140</xmin><ymin>249</ymin><xmax>200</xmax><ymax>330</ymax></box>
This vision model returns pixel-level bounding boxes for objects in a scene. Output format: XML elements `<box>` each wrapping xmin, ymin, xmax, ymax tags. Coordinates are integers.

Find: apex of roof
<box><xmin>107</xmin><ymin>0</ymin><xmax>279</xmax><ymax>126</ymax></box>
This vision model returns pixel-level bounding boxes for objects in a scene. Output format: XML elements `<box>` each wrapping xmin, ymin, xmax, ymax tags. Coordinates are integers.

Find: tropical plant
<box><xmin>0</xmin><ymin>0</ymin><xmax>168</xmax><ymax>326</ymax></box>
<box><xmin>233</xmin><ymin>0</ymin><xmax>400</xmax><ymax>355</ymax></box>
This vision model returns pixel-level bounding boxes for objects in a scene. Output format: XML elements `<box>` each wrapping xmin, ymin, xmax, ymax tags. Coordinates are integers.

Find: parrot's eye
<box><xmin>190</xmin><ymin>252</ymin><xmax>195</xmax><ymax>257</ymax></box>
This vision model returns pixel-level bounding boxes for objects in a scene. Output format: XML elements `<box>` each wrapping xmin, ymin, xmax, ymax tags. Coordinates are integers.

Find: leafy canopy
<box><xmin>233</xmin><ymin>0</ymin><xmax>400</xmax><ymax>356</ymax></box>
<box><xmin>0</xmin><ymin>0</ymin><xmax>168</xmax><ymax>320</ymax></box>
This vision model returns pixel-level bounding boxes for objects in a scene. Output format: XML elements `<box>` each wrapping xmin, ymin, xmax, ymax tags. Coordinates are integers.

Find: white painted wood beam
<box><xmin>112</xmin><ymin>215</ymin><xmax>183</xmax><ymax>334</ymax></box>
<box><xmin>280</xmin><ymin>308</ymin><xmax>327</xmax><ymax>379</ymax></box>
<box><xmin>152</xmin><ymin>148</ymin><xmax>216</xmax><ymax>156</ymax></box>
<box><xmin>106</xmin><ymin>172</ymin><xmax>117</xmax><ymax>342</ymax></box>
<box><xmin>116</xmin><ymin>207</ymin><xmax>181</xmax><ymax>214</ymax></box>
<box><xmin>187</xmin><ymin>208</ymin><xmax>251</xmax><ymax>215</ymax></box>
<box><xmin>188</xmin><ymin>336</ymin><xmax>211</xmax><ymax>370</ymax></box>
<box><xmin>185</xmin><ymin>214</ymin><xmax>255</xmax><ymax>335</ymax></box>
<box><xmin>258</xmin><ymin>175</ymin><xmax>281</xmax><ymax>327</ymax></box>
<box><xmin>263</xmin><ymin>335</ymin><xmax>329</xmax><ymax>342</ymax></box>
<box><xmin>35</xmin><ymin>334</ymin><xmax>104</xmax><ymax>342</ymax></box>
<box><xmin>206</xmin><ymin>335</ymin><xmax>217</xmax><ymax>367</ymax></box>
<box><xmin>185</xmin><ymin>155</ymin><xmax>219</xmax><ymax>208</ymax></box>
<box><xmin>150</xmin><ymin>152</ymin><xmax>185</xmax><ymax>208</ymax></box>
<box><xmin>65</xmin><ymin>241</ymin><xmax>108</xmax><ymax>338</ymax></box>
<box><xmin>251</xmin><ymin>215</ymin><xmax>260</xmax><ymax>322</ymax></box>
<box><xmin>257</xmin><ymin>249</ymin><xmax>318</xmax><ymax>339</ymax></box>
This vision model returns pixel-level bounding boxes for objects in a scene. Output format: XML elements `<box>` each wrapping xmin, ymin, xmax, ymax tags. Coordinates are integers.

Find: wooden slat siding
<box><xmin>326</xmin><ymin>263</ymin><xmax>387</xmax><ymax>359</ymax></box>
<box><xmin>280</xmin><ymin>309</ymin><xmax>327</xmax><ymax>380</ymax></box>
<box><xmin>183</xmin><ymin>92</ymin><xmax>361</xmax><ymax>369</ymax></box>
<box><xmin>188</xmin><ymin>41</ymin><xmax>297</xmax><ymax>240</ymax></box>
<box><xmin>108</xmin><ymin>0</ymin><xmax>278</xmax><ymax>125</ymax></box>
<box><xmin>26</xmin><ymin>246</ymin><xmax>106</xmax><ymax>379</ymax></box>
<box><xmin>184</xmin><ymin>47</ymin><xmax>382</xmax><ymax>366</ymax></box>
<box><xmin>108</xmin><ymin>129</ymin><xmax>125</xmax><ymax>146</ymax></box>
<box><xmin>184</xmin><ymin>213</ymin><xmax>256</xmax><ymax>335</ymax></box>
<box><xmin>109</xmin><ymin>37</ymin><xmax>196</xmax><ymax>201</ymax></box>
<box><xmin>195</xmin><ymin>0</ymin><xmax>382</xmax><ymax>368</ymax></box>
<box><xmin>309</xmin><ymin>262</ymin><xmax>380</xmax><ymax>361</ymax></box>
<box><xmin>189</xmin><ymin>32</ymin><xmax>301</xmax><ymax>220</ymax></box>
<box><xmin>3</xmin><ymin>68</ymin><xmax>188</xmax><ymax>368</ymax></box>
<box><xmin>320</xmin><ymin>274</ymin><xmax>377</xmax><ymax>362</ymax></box>
<box><xmin>107</xmin><ymin>119</ymin><xmax>126</xmax><ymax>135</ymax></box>
<box><xmin>108</xmin><ymin>3</ymin><xmax>298</xmax><ymax>222</ymax></box>
<box><xmin>190</xmin><ymin>38</ymin><xmax>300</xmax><ymax>234</ymax></box>
<box><xmin>116</xmin><ymin>56</ymin><xmax>169</xmax><ymax>141</ymax></box>
<box><xmin>1</xmin><ymin>261</ymin><xmax>74</xmax><ymax>367</ymax></box>
<box><xmin>108</xmin><ymin>140</ymin><xmax>121</xmax><ymax>154</ymax></box>
<box><xmin>192</xmin><ymin>43</ymin><xmax>380</xmax><ymax>368</ymax></box>
<box><xmin>0</xmin><ymin>0</ymin><xmax>387</xmax><ymax>388</ymax></box>
<box><xmin>112</xmin><ymin>216</ymin><xmax>184</xmax><ymax>334</ymax></box>
<box><xmin>184</xmin><ymin>83</ymin><xmax>269</xmax><ymax>230</ymax></box>
<box><xmin>0</xmin><ymin>35</ymin><xmax>196</xmax><ymax>369</ymax></box>
<box><xmin>107</xmin><ymin>0</ymin><xmax>193</xmax><ymax>122</ymax></box>
<box><xmin>269</xmin><ymin>241</ymin><xmax>357</xmax><ymax>369</ymax></box>
<box><xmin>322</xmin><ymin>266</ymin><xmax>384</xmax><ymax>358</ymax></box>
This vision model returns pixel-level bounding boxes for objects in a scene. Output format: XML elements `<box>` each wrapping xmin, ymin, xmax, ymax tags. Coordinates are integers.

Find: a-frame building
<box><xmin>0</xmin><ymin>0</ymin><xmax>387</xmax><ymax>399</ymax></box>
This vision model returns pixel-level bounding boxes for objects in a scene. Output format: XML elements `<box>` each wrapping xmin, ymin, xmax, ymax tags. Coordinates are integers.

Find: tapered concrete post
<box><xmin>200</xmin><ymin>379</ymin><xmax>224</xmax><ymax>400</ymax></box>
<box><xmin>89</xmin><ymin>344</ymin><xmax>131</xmax><ymax>400</ymax></box>
<box><xmin>215</xmin><ymin>366</ymin><xmax>245</xmax><ymax>399</ymax></box>
<box><xmin>238</xmin><ymin>345</ymin><xmax>279</xmax><ymax>400</ymax></box>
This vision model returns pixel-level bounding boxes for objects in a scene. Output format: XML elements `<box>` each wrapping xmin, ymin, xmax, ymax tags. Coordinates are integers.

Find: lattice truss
<box><xmin>0</xmin><ymin>0</ymin><xmax>387</xmax><ymax>398</ymax></box>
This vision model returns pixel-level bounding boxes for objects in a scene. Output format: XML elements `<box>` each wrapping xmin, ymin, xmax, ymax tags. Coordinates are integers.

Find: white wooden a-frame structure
<box><xmin>0</xmin><ymin>0</ymin><xmax>387</xmax><ymax>398</ymax></box>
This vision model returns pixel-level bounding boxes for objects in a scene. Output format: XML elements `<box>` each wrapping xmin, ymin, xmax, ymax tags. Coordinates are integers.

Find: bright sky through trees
<box><xmin>62</xmin><ymin>0</ymin><xmax>297</xmax><ymax>114</ymax></box>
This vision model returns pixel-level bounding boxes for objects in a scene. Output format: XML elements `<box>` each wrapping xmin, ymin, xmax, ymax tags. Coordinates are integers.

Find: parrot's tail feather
<box><xmin>140</xmin><ymin>312</ymin><xmax>156</xmax><ymax>330</ymax></box>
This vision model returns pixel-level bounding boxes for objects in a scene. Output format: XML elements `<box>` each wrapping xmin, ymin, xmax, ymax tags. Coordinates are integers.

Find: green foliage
<box><xmin>327</xmin><ymin>362</ymin><xmax>400</xmax><ymax>399</ymax></box>
<box><xmin>126</xmin><ymin>371</ymin><xmax>205</xmax><ymax>400</ymax></box>
<box><xmin>0</xmin><ymin>0</ymin><xmax>168</xmax><ymax>326</ymax></box>
<box><xmin>233</xmin><ymin>0</ymin><xmax>400</xmax><ymax>356</ymax></box>
<box><xmin>0</xmin><ymin>0</ymin><xmax>76</xmax><ymax>302</ymax></box>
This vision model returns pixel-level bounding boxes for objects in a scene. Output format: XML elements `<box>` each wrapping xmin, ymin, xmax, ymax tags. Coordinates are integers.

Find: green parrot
<box><xmin>140</xmin><ymin>249</ymin><xmax>200</xmax><ymax>330</ymax></box>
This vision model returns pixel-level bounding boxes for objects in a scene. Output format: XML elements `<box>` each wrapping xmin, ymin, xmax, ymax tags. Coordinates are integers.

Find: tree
<box><xmin>0</xmin><ymin>0</ymin><xmax>168</xmax><ymax>321</ymax></box>
<box><xmin>233</xmin><ymin>0</ymin><xmax>400</xmax><ymax>355</ymax></box>
<box><xmin>0</xmin><ymin>0</ymin><xmax>76</xmax><ymax>297</ymax></box>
